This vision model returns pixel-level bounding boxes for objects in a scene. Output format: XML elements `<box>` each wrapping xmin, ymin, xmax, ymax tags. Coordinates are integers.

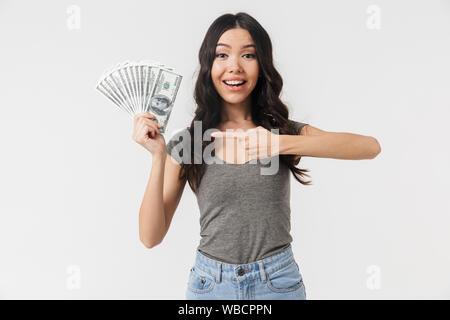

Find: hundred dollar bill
<box><xmin>125</xmin><ymin>64</ymin><xmax>139</xmax><ymax>113</ymax></box>
<box><xmin>118</xmin><ymin>62</ymin><xmax>138</xmax><ymax>113</ymax></box>
<box><xmin>132</xmin><ymin>63</ymin><xmax>141</xmax><ymax>113</ymax></box>
<box><xmin>96</xmin><ymin>81</ymin><xmax>134</xmax><ymax>119</ymax></box>
<box><xmin>105</xmin><ymin>74</ymin><xmax>135</xmax><ymax>116</ymax></box>
<box><xmin>142</xmin><ymin>65</ymin><xmax>159</xmax><ymax>114</ymax></box>
<box><xmin>146</xmin><ymin>68</ymin><xmax>182</xmax><ymax>133</ymax></box>
<box><xmin>105</xmin><ymin>68</ymin><xmax>135</xmax><ymax>116</ymax></box>
<box><xmin>95</xmin><ymin>62</ymin><xmax>133</xmax><ymax>116</ymax></box>
<box><xmin>138</xmin><ymin>65</ymin><xmax>144</xmax><ymax>114</ymax></box>
<box><xmin>96</xmin><ymin>60</ymin><xmax>182</xmax><ymax>133</ymax></box>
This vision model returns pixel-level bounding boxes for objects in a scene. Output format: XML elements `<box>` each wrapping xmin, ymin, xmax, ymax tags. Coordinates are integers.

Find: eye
<box><xmin>215</xmin><ymin>53</ymin><xmax>227</xmax><ymax>58</ymax></box>
<box><xmin>243</xmin><ymin>53</ymin><xmax>256</xmax><ymax>58</ymax></box>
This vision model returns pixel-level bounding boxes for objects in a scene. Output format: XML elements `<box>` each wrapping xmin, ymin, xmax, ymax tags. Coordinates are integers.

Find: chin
<box><xmin>220</xmin><ymin>91</ymin><xmax>251</xmax><ymax>102</ymax></box>
<box><xmin>222</xmin><ymin>96</ymin><xmax>248</xmax><ymax>105</ymax></box>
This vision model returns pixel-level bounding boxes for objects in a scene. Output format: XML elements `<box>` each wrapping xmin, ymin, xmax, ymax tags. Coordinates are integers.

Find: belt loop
<box><xmin>216</xmin><ymin>262</ymin><xmax>222</xmax><ymax>283</ymax></box>
<box><xmin>258</xmin><ymin>261</ymin><xmax>266</xmax><ymax>283</ymax></box>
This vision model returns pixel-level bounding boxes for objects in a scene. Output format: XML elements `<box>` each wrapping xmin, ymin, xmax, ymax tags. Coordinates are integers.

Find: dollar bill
<box><xmin>96</xmin><ymin>60</ymin><xmax>182</xmax><ymax>133</ymax></box>
<box><xmin>96</xmin><ymin>81</ymin><xmax>134</xmax><ymax>119</ymax></box>
<box><xmin>146</xmin><ymin>68</ymin><xmax>182</xmax><ymax>133</ymax></box>
<box><xmin>106</xmin><ymin>69</ymin><xmax>134</xmax><ymax>115</ymax></box>
<box><xmin>142</xmin><ymin>65</ymin><xmax>158</xmax><ymax>112</ymax></box>
<box><xmin>116</xmin><ymin>62</ymin><xmax>137</xmax><ymax>113</ymax></box>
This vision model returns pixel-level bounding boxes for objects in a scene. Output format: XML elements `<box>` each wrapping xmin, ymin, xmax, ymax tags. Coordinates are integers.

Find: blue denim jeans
<box><xmin>185</xmin><ymin>245</ymin><xmax>306</xmax><ymax>300</ymax></box>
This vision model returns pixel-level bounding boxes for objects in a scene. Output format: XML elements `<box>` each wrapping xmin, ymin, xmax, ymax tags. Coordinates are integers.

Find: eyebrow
<box><xmin>216</xmin><ymin>43</ymin><xmax>256</xmax><ymax>49</ymax></box>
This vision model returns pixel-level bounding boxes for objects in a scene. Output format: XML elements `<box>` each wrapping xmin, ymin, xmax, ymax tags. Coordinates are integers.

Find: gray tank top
<box><xmin>166</xmin><ymin>120</ymin><xmax>308</xmax><ymax>264</ymax></box>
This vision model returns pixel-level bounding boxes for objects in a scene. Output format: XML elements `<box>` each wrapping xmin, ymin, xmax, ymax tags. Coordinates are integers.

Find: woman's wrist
<box><xmin>278</xmin><ymin>134</ymin><xmax>302</xmax><ymax>156</ymax></box>
<box><xmin>151</xmin><ymin>151</ymin><xmax>166</xmax><ymax>163</ymax></box>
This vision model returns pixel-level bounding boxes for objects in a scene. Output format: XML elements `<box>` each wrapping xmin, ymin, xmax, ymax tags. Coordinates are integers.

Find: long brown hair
<box><xmin>179</xmin><ymin>12</ymin><xmax>312</xmax><ymax>194</ymax></box>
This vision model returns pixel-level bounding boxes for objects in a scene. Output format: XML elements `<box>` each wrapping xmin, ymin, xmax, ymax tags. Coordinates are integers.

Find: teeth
<box><xmin>224</xmin><ymin>80</ymin><xmax>245</xmax><ymax>85</ymax></box>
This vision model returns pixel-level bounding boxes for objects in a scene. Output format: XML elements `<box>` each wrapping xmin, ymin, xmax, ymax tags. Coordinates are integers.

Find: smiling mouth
<box><xmin>222</xmin><ymin>80</ymin><xmax>247</xmax><ymax>87</ymax></box>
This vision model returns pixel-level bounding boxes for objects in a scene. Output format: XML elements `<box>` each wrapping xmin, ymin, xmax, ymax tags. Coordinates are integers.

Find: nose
<box><xmin>226</xmin><ymin>55</ymin><xmax>243</xmax><ymax>73</ymax></box>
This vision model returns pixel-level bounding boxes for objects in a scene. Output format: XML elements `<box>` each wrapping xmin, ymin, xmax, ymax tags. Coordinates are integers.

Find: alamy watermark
<box><xmin>66</xmin><ymin>5</ymin><xmax>81</xmax><ymax>31</ymax></box>
<box><xmin>366</xmin><ymin>265</ymin><xmax>381</xmax><ymax>290</ymax></box>
<box><xmin>166</xmin><ymin>121</ymin><xmax>281</xmax><ymax>175</ymax></box>
<box><xmin>66</xmin><ymin>264</ymin><xmax>81</xmax><ymax>290</ymax></box>
<box><xmin>366</xmin><ymin>5</ymin><xmax>382</xmax><ymax>30</ymax></box>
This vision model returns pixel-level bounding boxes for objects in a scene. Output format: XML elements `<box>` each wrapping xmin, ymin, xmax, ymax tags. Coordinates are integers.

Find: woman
<box><xmin>132</xmin><ymin>12</ymin><xmax>381</xmax><ymax>300</ymax></box>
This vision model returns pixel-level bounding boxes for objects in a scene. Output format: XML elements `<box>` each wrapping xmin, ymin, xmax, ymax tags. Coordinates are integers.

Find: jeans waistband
<box><xmin>193</xmin><ymin>245</ymin><xmax>296</xmax><ymax>284</ymax></box>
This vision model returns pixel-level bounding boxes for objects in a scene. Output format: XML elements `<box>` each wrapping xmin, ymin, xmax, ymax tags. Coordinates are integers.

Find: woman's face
<box><xmin>211</xmin><ymin>28</ymin><xmax>259</xmax><ymax>105</ymax></box>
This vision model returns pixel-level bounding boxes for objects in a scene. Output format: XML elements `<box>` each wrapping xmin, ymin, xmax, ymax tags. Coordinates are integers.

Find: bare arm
<box><xmin>281</xmin><ymin>124</ymin><xmax>381</xmax><ymax>160</ymax></box>
<box><xmin>139</xmin><ymin>154</ymin><xmax>186</xmax><ymax>248</ymax></box>
<box><xmin>138</xmin><ymin>155</ymin><xmax>166</xmax><ymax>248</ymax></box>
<box><xmin>132</xmin><ymin>112</ymin><xmax>186</xmax><ymax>248</ymax></box>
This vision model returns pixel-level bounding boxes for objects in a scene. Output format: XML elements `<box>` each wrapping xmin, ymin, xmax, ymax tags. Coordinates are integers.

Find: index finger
<box><xmin>134</xmin><ymin>112</ymin><xmax>155</xmax><ymax>123</ymax></box>
<box><xmin>138</xmin><ymin>112</ymin><xmax>155</xmax><ymax>118</ymax></box>
<box><xmin>211</xmin><ymin>132</ymin><xmax>240</xmax><ymax>139</ymax></box>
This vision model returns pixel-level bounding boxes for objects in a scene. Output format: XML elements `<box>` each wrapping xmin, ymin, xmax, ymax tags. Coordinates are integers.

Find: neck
<box><xmin>220</xmin><ymin>97</ymin><xmax>252</xmax><ymax>123</ymax></box>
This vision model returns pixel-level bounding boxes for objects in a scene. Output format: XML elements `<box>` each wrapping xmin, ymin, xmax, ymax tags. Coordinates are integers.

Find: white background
<box><xmin>0</xmin><ymin>0</ymin><xmax>449</xmax><ymax>299</ymax></box>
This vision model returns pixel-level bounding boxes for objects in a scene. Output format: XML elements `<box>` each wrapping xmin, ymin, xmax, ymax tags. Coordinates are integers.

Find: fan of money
<box><xmin>95</xmin><ymin>60</ymin><xmax>182</xmax><ymax>134</ymax></box>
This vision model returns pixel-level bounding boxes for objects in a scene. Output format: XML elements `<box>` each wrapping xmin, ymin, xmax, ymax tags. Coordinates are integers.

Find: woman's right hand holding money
<box><xmin>132</xmin><ymin>112</ymin><xmax>166</xmax><ymax>157</ymax></box>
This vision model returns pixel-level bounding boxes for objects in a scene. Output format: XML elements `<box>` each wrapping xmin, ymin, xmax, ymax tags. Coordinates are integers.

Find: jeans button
<box><xmin>237</xmin><ymin>269</ymin><xmax>245</xmax><ymax>276</ymax></box>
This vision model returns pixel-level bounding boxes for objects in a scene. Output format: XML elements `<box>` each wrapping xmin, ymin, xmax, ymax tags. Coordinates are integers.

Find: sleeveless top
<box><xmin>166</xmin><ymin>120</ymin><xmax>308</xmax><ymax>264</ymax></box>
